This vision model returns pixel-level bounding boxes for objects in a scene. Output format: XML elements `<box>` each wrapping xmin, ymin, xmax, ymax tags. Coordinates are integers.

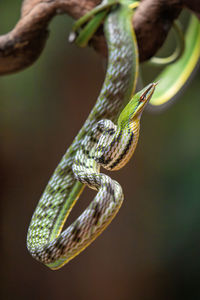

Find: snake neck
<box><xmin>108</xmin><ymin>118</ymin><xmax>140</xmax><ymax>170</ymax></box>
<box><xmin>96</xmin><ymin>118</ymin><xmax>140</xmax><ymax>171</ymax></box>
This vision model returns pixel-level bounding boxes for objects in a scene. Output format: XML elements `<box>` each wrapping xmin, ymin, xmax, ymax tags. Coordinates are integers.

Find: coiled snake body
<box><xmin>27</xmin><ymin>0</ymin><xmax>141</xmax><ymax>269</ymax></box>
<box><xmin>27</xmin><ymin>0</ymin><xmax>199</xmax><ymax>270</ymax></box>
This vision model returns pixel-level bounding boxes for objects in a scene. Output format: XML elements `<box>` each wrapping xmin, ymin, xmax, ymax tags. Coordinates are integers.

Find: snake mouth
<box><xmin>131</xmin><ymin>82</ymin><xmax>158</xmax><ymax>119</ymax></box>
<box><xmin>139</xmin><ymin>82</ymin><xmax>158</xmax><ymax>103</ymax></box>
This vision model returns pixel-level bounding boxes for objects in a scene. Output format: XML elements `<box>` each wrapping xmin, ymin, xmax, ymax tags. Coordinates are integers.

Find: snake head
<box><xmin>118</xmin><ymin>82</ymin><xmax>157</xmax><ymax>127</ymax></box>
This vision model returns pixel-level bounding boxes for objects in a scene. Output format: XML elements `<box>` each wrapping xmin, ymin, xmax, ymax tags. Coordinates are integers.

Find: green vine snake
<box><xmin>27</xmin><ymin>0</ymin><xmax>200</xmax><ymax>269</ymax></box>
<box><xmin>149</xmin><ymin>14</ymin><xmax>200</xmax><ymax>109</ymax></box>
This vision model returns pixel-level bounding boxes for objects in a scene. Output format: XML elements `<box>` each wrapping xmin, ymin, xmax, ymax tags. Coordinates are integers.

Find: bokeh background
<box><xmin>1</xmin><ymin>1</ymin><xmax>200</xmax><ymax>299</ymax></box>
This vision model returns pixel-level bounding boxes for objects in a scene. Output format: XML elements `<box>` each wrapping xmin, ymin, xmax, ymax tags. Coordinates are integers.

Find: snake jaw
<box><xmin>118</xmin><ymin>82</ymin><xmax>157</xmax><ymax>127</ymax></box>
<box><xmin>133</xmin><ymin>82</ymin><xmax>157</xmax><ymax>118</ymax></box>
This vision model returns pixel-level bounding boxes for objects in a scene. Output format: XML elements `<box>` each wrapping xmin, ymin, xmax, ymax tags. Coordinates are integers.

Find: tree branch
<box><xmin>0</xmin><ymin>0</ymin><xmax>199</xmax><ymax>75</ymax></box>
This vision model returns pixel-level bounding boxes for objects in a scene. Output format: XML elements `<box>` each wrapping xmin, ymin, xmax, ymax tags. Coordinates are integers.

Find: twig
<box><xmin>0</xmin><ymin>0</ymin><xmax>199</xmax><ymax>75</ymax></box>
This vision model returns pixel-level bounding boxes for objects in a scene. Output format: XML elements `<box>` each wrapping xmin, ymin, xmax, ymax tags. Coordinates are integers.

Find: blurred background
<box><xmin>1</xmin><ymin>1</ymin><xmax>200</xmax><ymax>299</ymax></box>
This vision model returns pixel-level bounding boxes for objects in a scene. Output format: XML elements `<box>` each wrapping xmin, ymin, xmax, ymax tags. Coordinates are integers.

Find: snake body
<box><xmin>27</xmin><ymin>0</ymin><xmax>139</xmax><ymax>269</ymax></box>
<box><xmin>27</xmin><ymin>0</ymin><xmax>199</xmax><ymax>270</ymax></box>
<box><xmin>149</xmin><ymin>14</ymin><xmax>200</xmax><ymax>109</ymax></box>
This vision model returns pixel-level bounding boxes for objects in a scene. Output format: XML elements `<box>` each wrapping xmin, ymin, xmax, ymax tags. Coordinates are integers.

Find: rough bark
<box><xmin>0</xmin><ymin>0</ymin><xmax>199</xmax><ymax>75</ymax></box>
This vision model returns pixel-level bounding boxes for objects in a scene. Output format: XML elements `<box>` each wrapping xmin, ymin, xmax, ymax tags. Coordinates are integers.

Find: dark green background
<box><xmin>1</xmin><ymin>1</ymin><xmax>200</xmax><ymax>299</ymax></box>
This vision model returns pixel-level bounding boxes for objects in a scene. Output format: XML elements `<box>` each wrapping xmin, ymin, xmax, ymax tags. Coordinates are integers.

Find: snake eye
<box><xmin>140</xmin><ymin>95</ymin><xmax>145</xmax><ymax>102</ymax></box>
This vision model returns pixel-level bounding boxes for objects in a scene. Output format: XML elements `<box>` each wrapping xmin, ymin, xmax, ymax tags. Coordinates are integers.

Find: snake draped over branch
<box><xmin>27</xmin><ymin>0</ymin><xmax>200</xmax><ymax>269</ymax></box>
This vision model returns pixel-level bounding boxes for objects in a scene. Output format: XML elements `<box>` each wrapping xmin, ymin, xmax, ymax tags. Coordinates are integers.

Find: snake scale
<box><xmin>27</xmin><ymin>0</ymin><xmax>141</xmax><ymax>269</ymax></box>
<box><xmin>27</xmin><ymin>0</ymin><xmax>200</xmax><ymax>270</ymax></box>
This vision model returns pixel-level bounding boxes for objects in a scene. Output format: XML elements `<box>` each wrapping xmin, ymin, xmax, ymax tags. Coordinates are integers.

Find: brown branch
<box><xmin>0</xmin><ymin>0</ymin><xmax>199</xmax><ymax>75</ymax></box>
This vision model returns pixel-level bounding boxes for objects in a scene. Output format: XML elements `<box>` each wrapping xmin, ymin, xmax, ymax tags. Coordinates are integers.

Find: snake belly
<box><xmin>27</xmin><ymin>0</ymin><xmax>138</xmax><ymax>269</ymax></box>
